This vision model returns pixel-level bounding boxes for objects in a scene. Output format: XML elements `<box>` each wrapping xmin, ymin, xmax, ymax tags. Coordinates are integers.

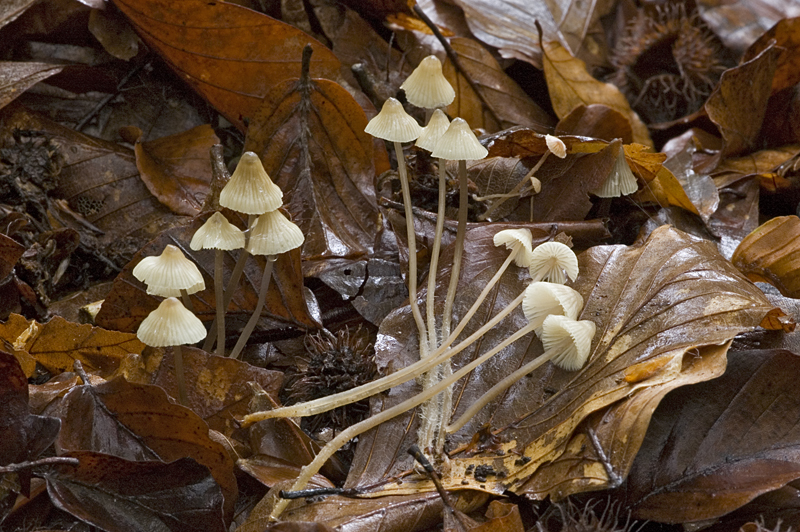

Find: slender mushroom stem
<box><xmin>394</xmin><ymin>140</ymin><xmax>428</xmax><ymax>353</ymax></box>
<box><xmin>426</xmin><ymin>158</ymin><xmax>447</xmax><ymax>351</ymax></box>
<box><xmin>179</xmin><ymin>289</ymin><xmax>194</xmax><ymax>314</ymax></box>
<box><xmin>268</xmin><ymin>317</ymin><xmax>538</xmax><ymax>520</ymax></box>
<box><xmin>173</xmin><ymin>344</ymin><xmax>188</xmax><ymax>407</ymax></box>
<box><xmin>442</xmin><ymin>159</ymin><xmax>468</xmax><ymax>339</ymax></box>
<box><xmin>229</xmin><ymin>255</ymin><xmax>275</xmax><ymax>360</ymax></box>
<box><xmin>479</xmin><ymin>151</ymin><xmax>549</xmax><ymax>221</ymax></box>
<box><xmin>242</xmin><ymin>250</ymin><xmax>523</xmax><ymax>424</ymax></box>
<box><xmin>214</xmin><ymin>249</ymin><xmax>225</xmax><ymax>357</ymax></box>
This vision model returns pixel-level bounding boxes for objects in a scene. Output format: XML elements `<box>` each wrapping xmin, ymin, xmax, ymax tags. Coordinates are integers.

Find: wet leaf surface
<box><xmin>731</xmin><ymin>215</ymin><xmax>800</xmax><ymax>297</ymax></box>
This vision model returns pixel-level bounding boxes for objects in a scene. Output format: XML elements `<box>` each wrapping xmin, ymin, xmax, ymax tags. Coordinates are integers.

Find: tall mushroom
<box><xmin>132</xmin><ymin>244</ymin><xmax>205</xmax><ymax>311</ymax></box>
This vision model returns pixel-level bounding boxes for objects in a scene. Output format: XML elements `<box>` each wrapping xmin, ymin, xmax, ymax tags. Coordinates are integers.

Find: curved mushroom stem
<box><xmin>241</xmin><ymin>250</ymin><xmax>524</xmax><ymax>424</ymax></box>
<box><xmin>229</xmin><ymin>255</ymin><xmax>275</xmax><ymax>360</ymax></box>
<box><xmin>478</xmin><ymin>151</ymin><xmax>549</xmax><ymax>221</ymax></box>
<box><xmin>173</xmin><ymin>344</ymin><xmax>188</xmax><ymax>407</ymax></box>
<box><xmin>267</xmin><ymin>317</ymin><xmax>538</xmax><ymax>520</ymax></box>
<box><xmin>214</xmin><ymin>249</ymin><xmax>225</xmax><ymax>357</ymax></box>
<box><xmin>425</xmin><ymin>158</ymin><xmax>447</xmax><ymax>352</ymax></box>
<box><xmin>179</xmin><ymin>289</ymin><xmax>194</xmax><ymax>314</ymax></box>
<box><xmin>441</xmin><ymin>159</ymin><xmax>468</xmax><ymax>339</ymax></box>
<box><xmin>203</xmin><ymin>215</ymin><xmax>255</xmax><ymax>353</ymax></box>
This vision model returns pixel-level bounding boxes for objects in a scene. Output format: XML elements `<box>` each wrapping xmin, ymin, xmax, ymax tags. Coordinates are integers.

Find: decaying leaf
<box><xmin>732</xmin><ymin>216</ymin><xmax>800</xmax><ymax>297</ymax></box>
<box><xmin>555</xmin><ymin>104</ymin><xmax>633</xmax><ymax>144</ymax></box>
<box><xmin>0</xmin><ymin>61</ymin><xmax>63</xmax><ymax>111</ymax></box>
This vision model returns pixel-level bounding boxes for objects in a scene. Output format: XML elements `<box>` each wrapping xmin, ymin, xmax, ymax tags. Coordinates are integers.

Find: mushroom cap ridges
<box><xmin>247</xmin><ymin>209</ymin><xmax>305</xmax><ymax>256</ymax></box>
<box><xmin>219</xmin><ymin>152</ymin><xmax>283</xmax><ymax>215</ymax></box>
<box><xmin>136</xmin><ymin>297</ymin><xmax>207</xmax><ymax>347</ymax></box>
<box><xmin>132</xmin><ymin>244</ymin><xmax>205</xmax><ymax>297</ymax></box>
<box><xmin>364</xmin><ymin>98</ymin><xmax>422</xmax><ymax>143</ymax></box>
<box><xmin>431</xmin><ymin>118</ymin><xmax>488</xmax><ymax>161</ymax></box>
<box><xmin>400</xmin><ymin>55</ymin><xmax>456</xmax><ymax>109</ymax></box>
<box><xmin>541</xmin><ymin>315</ymin><xmax>595</xmax><ymax>371</ymax></box>
<box><xmin>190</xmin><ymin>211</ymin><xmax>245</xmax><ymax>251</ymax></box>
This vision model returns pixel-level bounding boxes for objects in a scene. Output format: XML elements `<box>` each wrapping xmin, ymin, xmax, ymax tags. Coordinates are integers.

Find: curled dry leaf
<box><xmin>612</xmin><ymin>349</ymin><xmax>800</xmax><ymax>523</ymax></box>
<box><xmin>732</xmin><ymin>216</ymin><xmax>800</xmax><ymax>297</ymax></box>
<box><xmin>43</xmin><ymin>451</ymin><xmax>226</xmax><ymax>532</ymax></box>
<box><xmin>442</xmin><ymin>37</ymin><xmax>553</xmax><ymax>133</ymax></box>
<box><xmin>342</xmin><ymin>226</ymin><xmax>770</xmax><ymax>503</ymax></box>
<box><xmin>244</xmin><ymin>58</ymin><xmax>380</xmax><ymax>261</ymax></box>
<box><xmin>112</xmin><ymin>0</ymin><xmax>342</xmax><ymax>130</ymax></box>
<box><xmin>0</xmin><ymin>61</ymin><xmax>63</xmax><ymax>111</ymax></box>
<box><xmin>742</xmin><ymin>17</ymin><xmax>800</xmax><ymax>93</ymax></box>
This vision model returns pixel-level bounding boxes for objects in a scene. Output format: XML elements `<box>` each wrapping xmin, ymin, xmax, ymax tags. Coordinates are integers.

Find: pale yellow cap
<box><xmin>137</xmin><ymin>297</ymin><xmax>207</xmax><ymax>347</ymax></box>
<box><xmin>364</xmin><ymin>98</ymin><xmax>422</xmax><ymax>143</ymax></box>
<box><xmin>431</xmin><ymin>118</ymin><xmax>488</xmax><ymax>160</ymax></box>
<box><xmin>528</xmin><ymin>242</ymin><xmax>579</xmax><ymax>284</ymax></box>
<box><xmin>247</xmin><ymin>209</ymin><xmax>305</xmax><ymax>256</ymax></box>
<box><xmin>400</xmin><ymin>55</ymin><xmax>455</xmax><ymax>109</ymax></box>
<box><xmin>545</xmin><ymin>134</ymin><xmax>567</xmax><ymax>158</ymax></box>
<box><xmin>593</xmin><ymin>148</ymin><xmax>638</xmax><ymax>198</ymax></box>
<box><xmin>541</xmin><ymin>315</ymin><xmax>595</xmax><ymax>371</ymax></box>
<box><xmin>493</xmin><ymin>228</ymin><xmax>533</xmax><ymax>267</ymax></box>
<box><xmin>415</xmin><ymin>109</ymin><xmax>450</xmax><ymax>152</ymax></box>
<box><xmin>220</xmin><ymin>152</ymin><xmax>283</xmax><ymax>214</ymax></box>
<box><xmin>132</xmin><ymin>244</ymin><xmax>205</xmax><ymax>297</ymax></box>
<box><xmin>522</xmin><ymin>282</ymin><xmax>584</xmax><ymax>334</ymax></box>
<box><xmin>190</xmin><ymin>211</ymin><xmax>245</xmax><ymax>251</ymax></box>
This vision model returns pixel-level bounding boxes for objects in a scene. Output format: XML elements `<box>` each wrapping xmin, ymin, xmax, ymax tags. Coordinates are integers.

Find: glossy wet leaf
<box><xmin>134</xmin><ymin>125</ymin><xmax>219</xmax><ymax>216</ymax></box>
<box><xmin>43</xmin><ymin>450</ymin><xmax>225</xmax><ymax>532</ymax></box>
<box><xmin>743</xmin><ymin>17</ymin><xmax>800</xmax><ymax>93</ymax></box>
<box><xmin>243</xmin><ymin>65</ymin><xmax>380</xmax><ymax>261</ymax></box>
<box><xmin>663</xmin><ymin>142</ymin><xmax>719</xmax><ymax>223</ymax></box>
<box><xmin>731</xmin><ymin>216</ymin><xmax>800</xmax><ymax>297</ymax></box>
<box><xmin>113</xmin><ymin>0</ymin><xmax>343</xmax><ymax>131</ymax></box>
<box><xmin>442</xmin><ymin>37</ymin><xmax>553</xmax><ymax>133</ymax></box>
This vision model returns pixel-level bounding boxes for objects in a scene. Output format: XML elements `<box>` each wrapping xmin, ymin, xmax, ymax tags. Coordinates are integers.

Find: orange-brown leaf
<box><xmin>732</xmin><ymin>215</ymin><xmax>800</xmax><ymax>297</ymax></box>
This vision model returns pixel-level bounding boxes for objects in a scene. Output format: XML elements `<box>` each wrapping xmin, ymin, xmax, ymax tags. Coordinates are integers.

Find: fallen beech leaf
<box><xmin>0</xmin><ymin>61</ymin><xmax>63</xmax><ymax>111</ymax></box>
<box><xmin>613</xmin><ymin>349</ymin><xmax>800</xmax><ymax>522</ymax></box>
<box><xmin>87</xmin><ymin>6</ymin><xmax>139</xmax><ymax>61</ymax></box>
<box><xmin>113</xmin><ymin>0</ymin><xmax>342</xmax><ymax>130</ymax></box>
<box><xmin>55</xmin><ymin>376</ymin><xmax>237</xmax><ymax>519</ymax></box>
<box><xmin>0</xmin><ymin>313</ymin><xmax>37</xmax><ymax>376</ymax></box>
<box><xmin>0</xmin><ymin>0</ymin><xmax>38</xmax><ymax>30</ymax></box>
<box><xmin>555</xmin><ymin>104</ymin><xmax>633</xmax><ymax>144</ymax></box>
<box><xmin>698</xmin><ymin>2</ymin><xmax>798</xmax><ymax>54</ymax></box>
<box><xmin>344</xmin><ymin>225</ymin><xmax>770</xmax><ymax>501</ymax></box>
<box><xmin>43</xmin><ymin>450</ymin><xmax>226</xmax><ymax>532</ymax></box>
<box><xmin>134</xmin><ymin>125</ymin><xmax>219</xmax><ymax>216</ymax></box>
<box><xmin>663</xmin><ymin>142</ymin><xmax>719</xmax><ymax>223</ymax></box>
<box><xmin>237</xmin><ymin>454</ymin><xmax>334</xmax><ymax>490</ymax></box>
<box><xmin>714</xmin><ymin>146</ymin><xmax>799</xmax><ymax>182</ymax></box>
<box><xmin>541</xmin><ymin>40</ymin><xmax>651</xmax><ymax>147</ymax></box>
<box><xmin>472</xmin><ymin>500</ymin><xmax>524</xmax><ymax>532</ymax></box>
<box><xmin>244</xmin><ymin>54</ymin><xmax>380</xmax><ymax>261</ymax></box>
<box><xmin>635</xmin><ymin>165</ymin><xmax>699</xmax><ymax>216</ymax></box>
<box><xmin>442</xmin><ymin>37</ymin><xmax>553</xmax><ymax>132</ymax></box>
<box><xmin>732</xmin><ymin>216</ymin><xmax>800</xmax><ymax>297</ymax></box>
<box><xmin>0</xmin><ymin>232</ymin><xmax>24</xmax><ymax>281</ymax></box>
<box><xmin>0</xmin><ymin>351</ymin><xmax>60</xmax><ymax>466</ymax></box>
<box><xmin>742</xmin><ymin>17</ymin><xmax>800</xmax><ymax>92</ymax></box>
<box><xmin>708</xmin><ymin>177</ymin><xmax>761</xmax><ymax>246</ymax></box>
<box><xmin>705</xmin><ymin>44</ymin><xmax>781</xmax><ymax>158</ymax></box>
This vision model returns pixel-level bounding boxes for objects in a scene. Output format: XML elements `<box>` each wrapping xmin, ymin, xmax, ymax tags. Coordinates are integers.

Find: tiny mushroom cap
<box><xmin>137</xmin><ymin>297</ymin><xmax>207</xmax><ymax>347</ymax></box>
<box><xmin>493</xmin><ymin>228</ymin><xmax>533</xmax><ymax>267</ymax></box>
<box><xmin>522</xmin><ymin>282</ymin><xmax>584</xmax><ymax>334</ymax></box>
<box><xmin>247</xmin><ymin>209</ymin><xmax>305</xmax><ymax>256</ymax></box>
<box><xmin>431</xmin><ymin>118</ymin><xmax>488</xmax><ymax>160</ymax></box>
<box><xmin>132</xmin><ymin>244</ymin><xmax>205</xmax><ymax>297</ymax></box>
<box><xmin>528</xmin><ymin>241</ymin><xmax>579</xmax><ymax>284</ymax></box>
<box><xmin>415</xmin><ymin>109</ymin><xmax>451</xmax><ymax>152</ymax></box>
<box><xmin>540</xmin><ymin>315</ymin><xmax>596</xmax><ymax>371</ymax></box>
<box><xmin>364</xmin><ymin>97</ymin><xmax>422</xmax><ymax>143</ymax></box>
<box><xmin>545</xmin><ymin>134</ymin><xmax>567</xmax><ymax>158</ymax></box>
<box><xmin>190</xmin><ymin>211</ymin><xmax>245</xmax><ymax>251</ymax></box>
<box><xmin>400</xmin><ymin>55</ymin><xmax>456</xmax><ymax>109</ymax></box>
<box><xmin>593</xmin><ymin>147</ymin><xmax>638</xmax><ymax>198</ymax></box>
<box><xmin>220</xmin><ymin>152</ymin><xmax>283</xmax><ymax>215</ymax></box>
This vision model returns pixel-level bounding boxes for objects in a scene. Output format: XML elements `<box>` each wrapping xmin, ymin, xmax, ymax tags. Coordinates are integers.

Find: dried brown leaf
<box><xmin>0</xmin><ymin>61</ymin><xmax>62</xmax><ymax>111</ymax></box>
<box><xmin>732</xmin><ymin>216</ymin><xmax>800</xmax><ymax>297</ymax></box>
<box><xmin>555</xmin><ymin>104</ymin><xmax>633</xmax><ymax>144</ymax></box>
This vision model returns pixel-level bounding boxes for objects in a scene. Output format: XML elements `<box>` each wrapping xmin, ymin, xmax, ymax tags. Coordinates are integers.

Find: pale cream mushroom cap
<box><xmin>137</xmin><ymin>297</ymin><xmax>207</xmax><ymax>347</ymax></box>
<box><xmin>493</xmin><ymin>228</ymin><xmax>533</xmax><ymax>267</ymax></box>
<box><xmin>400</xmin><ymin>55</ymin><xmax>456</xmax><ymax>109</ymax></box>
<box><xmin>190</xmin><ymin>212</ymin><xmax>245</xmax><ymax>251</ymax></box>
<box><xmin>528</xmin><ymin>242</ymin><xmax>579</xmax><ymax>284</ymax></box>
<box><xmin>431</xmin><ymin>118</ymin><xmax>488</xmax><ymax>161</ymax></box>
<box><xmin>522</xmin><ymin>282</ymin><xmax>584</xmax><ymax>334</ymax></box>
<box><xmin>415</xmin><ymin>109</ymin><xmax>451</xmax><ymax>152</ymax></box>
<box><xmin>219</xmin><ymin>152</ymin><xmax>283</xmax><ymax>215</ymax></box>
<box><xmin>132</xmin><ymin>244</ymin><xmax>205</xmax><ymax>297</ymax></box>
<box><xmin>593</xmin><ymin>147</ymin><xmax>638</xmax><ymax>198</ymax></box>
<box><xmin>541</xmin><ymin>315</ymin><xmax>595</xmax><ymax>371</ymax></box>
<box><xmin>364</xmin><ymin>97</ymin><xmax>422</xmax><ymax>143</ymax></box>
<box><xmin>247</xmin><ymin>209</ymin><xmax>305</xmax><ymax>256</ymax></box>
<box><xmin>545</xmin><ymin>134</ymin><xmax>567</xmax><ymax>158</ymax></box>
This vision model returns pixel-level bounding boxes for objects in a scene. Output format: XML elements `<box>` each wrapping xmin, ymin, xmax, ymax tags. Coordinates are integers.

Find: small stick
<box><xmin>0</xmin><ymin>457</ymin><xmax>80</xmax><ymax>473</ymax></box>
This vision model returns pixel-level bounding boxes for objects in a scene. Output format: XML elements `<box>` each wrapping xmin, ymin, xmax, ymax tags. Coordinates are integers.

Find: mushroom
<box><xmin>400</xmin><ymin>55</ymin><xmax>456</xmax><ymax>115</ymax></box>
<box><xmin>137</xmin><ymin>297</ymin><xmax>207</xmax><ymax>406</ymax></box>
<box><xmin>190</xmin><ymin>211</ymin><xmax>245</xmax><ymax>357</ymax></box>
<box><xmin>228</xmin><ymin>209</ymin><xmax>304</xmax><ymax>360</ymax></box>
<box><xmin>528</xmin><ymin>241</ymin><xmax>579</xmax><ymax>284</ymax></box>
<box><xmin>545</xmin><ymin>134</ymin><xmax>567</xmax><ymax>159</ymax></box>
<box><xmin>132</xmin><ymin>244</ymin><xmax>205</xmax><ymax>311</ymax></box>
<box><xmin>593</xmin><ymin>146</ymin><xmax>638</xmax><ymax>198</ymax></box>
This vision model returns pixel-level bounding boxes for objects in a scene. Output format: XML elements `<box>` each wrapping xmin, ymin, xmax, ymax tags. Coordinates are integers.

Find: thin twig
<box><xmin>76</xmin><ymin>60</ymin><xmax>148</xmax><ymax>131</ymax></box>
<box><xmin>0</xmin><ymin>457</ymin><xmax>80</xmax><ymax>474</ymax></box>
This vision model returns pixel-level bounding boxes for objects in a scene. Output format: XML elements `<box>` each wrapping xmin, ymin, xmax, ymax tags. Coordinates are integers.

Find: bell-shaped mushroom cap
<box><xmin>493</xmin><ymin>228</ymin><xmax>533</xmax><ymax>267</ymax></box>
<box><xmin>247</xmin><ymin>209</ymin><xmax>305</xmax><ymax>256</ymax></box>
<box><xmin>190</xmin><ymin>211</ymin><xmax>245</xmax><ymax>251</ymax></box>
<box><xmin>137</xmin><ymin>297</ymin><xmax>207</xmax><ymax>347</ymax></box>
<box><xmin>364</xmin><ymin>97</ymin><xmax>422</xmax><ymax>143</ymax></box>
<box><xmin>415</xmin><ymin>109</ymin><xmax>451</xmax><ymax>152</ymax></box>
<box><xmin>400</xmin><ymin>55</ymin><xmax>456</xmax><ymax>109</ymax></box>
<box><xmin>522</xmin><ymin>282</ymin><xmax>584</xmax><ymax>333</ymax></box>
<box><xmin>219</xmin><ymin>152</ymin><xmax>283</xmax><ymax>215</ymax></box>
<box><xmin>528</xmin><ymin>241</ymin><xmax>579</xmax><ymax>284</ymax></box>
<box><xmin>541</xmin><ymin>315</ymin><xmax>595</xmax><ymax>371</ymax></box>
<box><xmin>431</xmin><ymin>118</ymin><xmax>488</xmax><ymax>161</ymax></box>
<box><xmin>593</xmin><ymin>147</ymin><xmax>638</xmax><ymax>198</ymax></box>
<box><xmin>132</xmin><ymin>244</ymin><xmax>205</xmax><ymax>297</ymax></box>
<box><xmin>545</xmin><ymin>134</ymin><xmax>567</xmax><ymax>159</ymax></box>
